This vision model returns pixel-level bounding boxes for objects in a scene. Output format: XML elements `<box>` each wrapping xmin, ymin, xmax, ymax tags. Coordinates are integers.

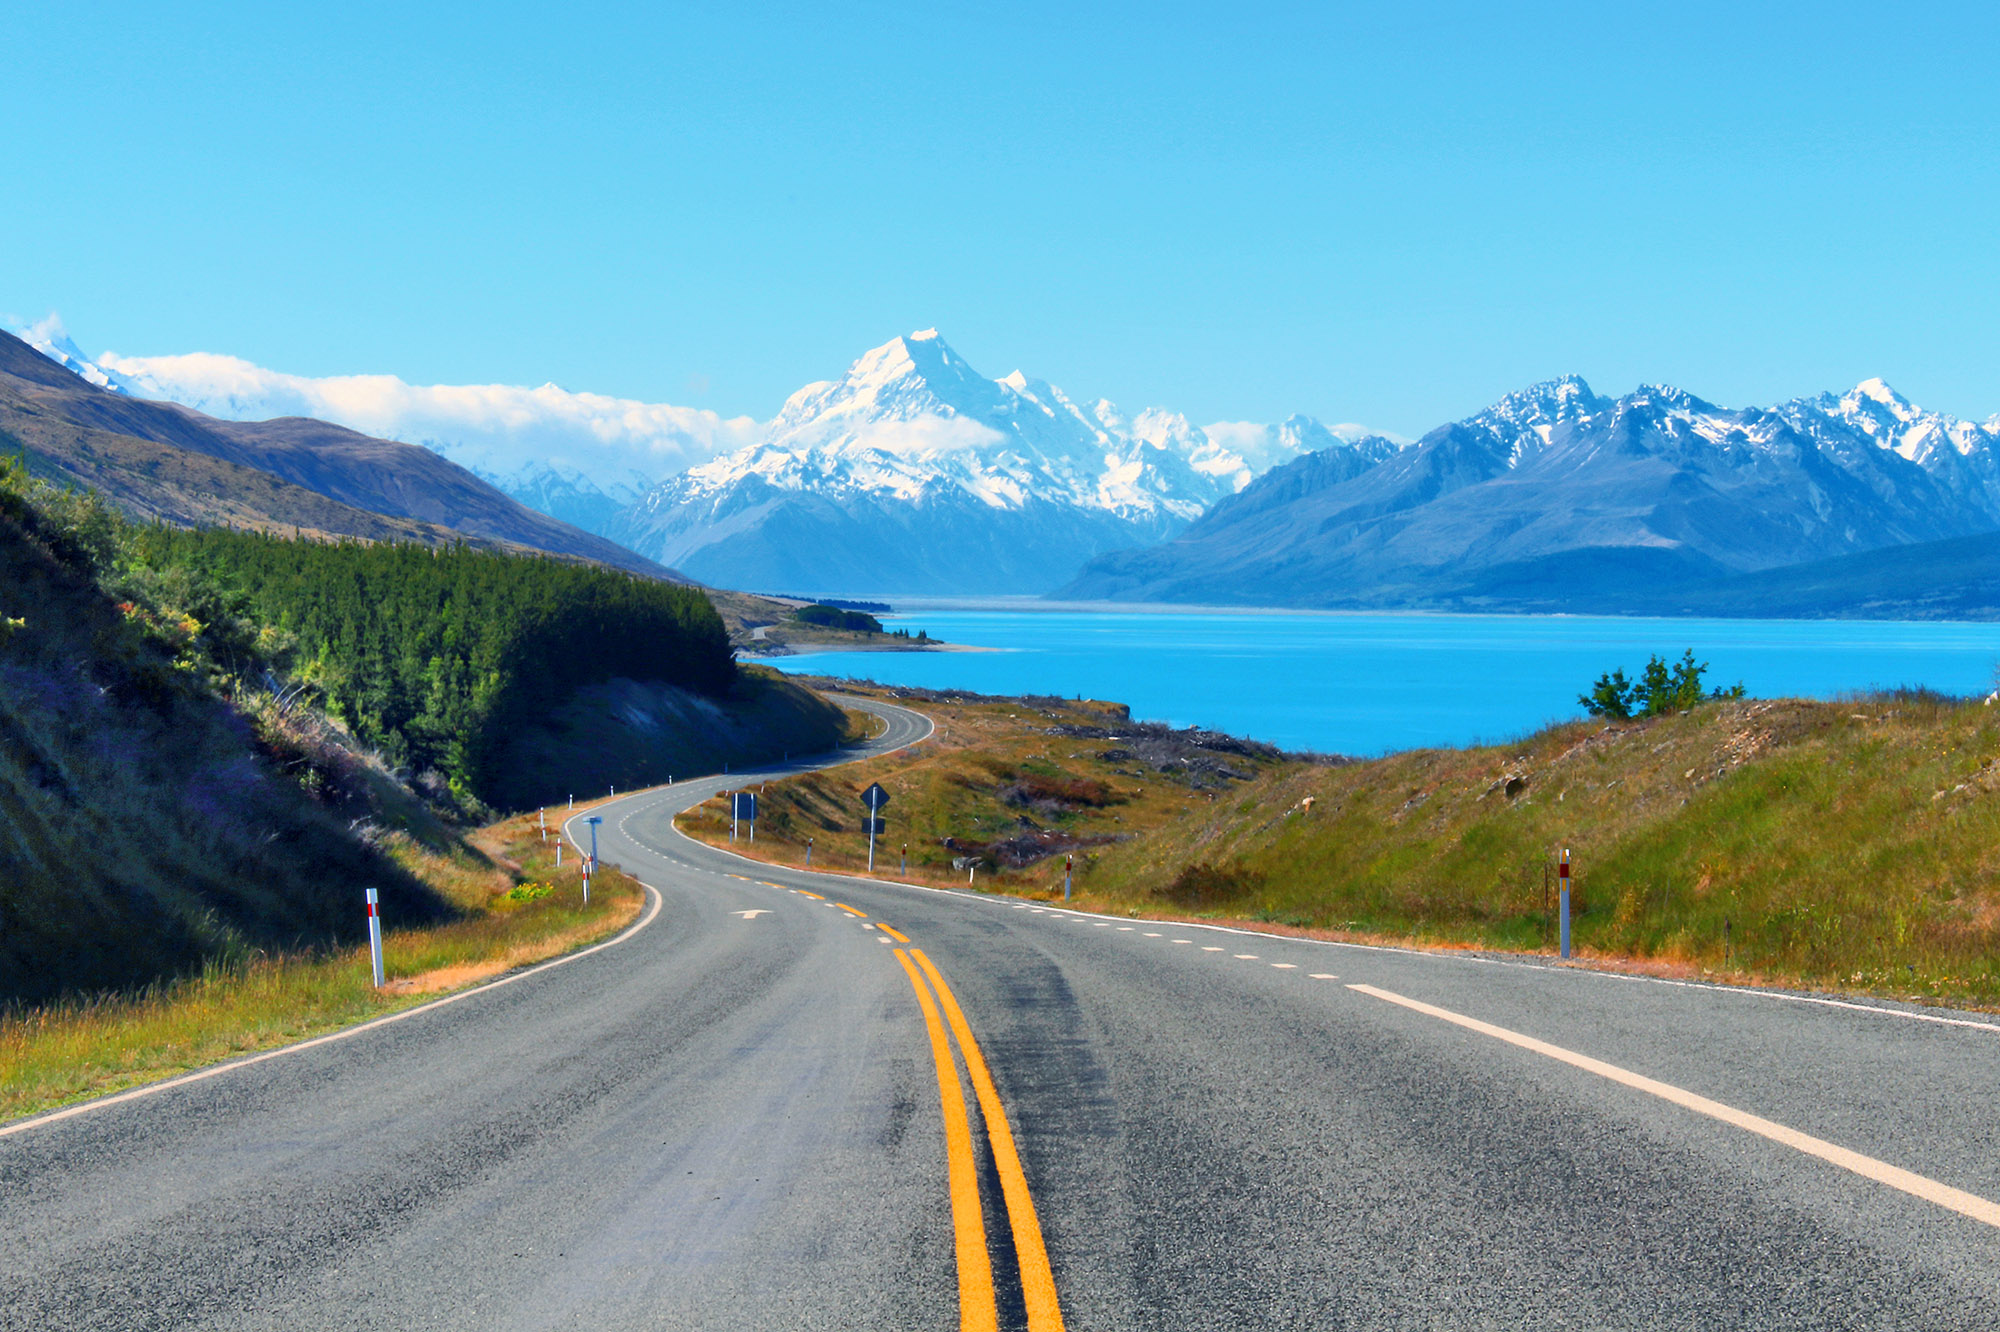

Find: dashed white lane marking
<box><xmin>1172</xmin><ymin>940</ymin><xmax>1193</xmax><ymax>945</ymax></box>
<box><xmin>1234</xmin><ymin>954</ymin><xmax>1259</xmax><ymax>960</ymax></box>
<box><xmin>1143</xmin><ymin>932</ymin><xmax>1162</xmax><ymax>937</ymax></box>
<box><xmin>1095</xmin><ymin>923</ymin><xmax>1112</xmax><ymax>928</ymax></box>
<box><xmin>1350</xmin><ymin>982</ymin><xmax>2000</xmax><ymax>1230</ymax></box>
<box><xmin>1271</xmin><ymin>963</ymin><xmax>1297</xmax><ymax>969</ymax></box>
<box><xmin>1117</xmin><ymin>927</ymin><xmax>1135</xmax><ymax>932</ymax></box>
<box><xmin>1311</xmin><ymin>973</ymin><xmax>1340</xmax><ymax>980</ymax></box>
<box><xmin>1202</xmin><ymin>946</ymin><xmax>1225</xmax><ymax>952</ymax></box>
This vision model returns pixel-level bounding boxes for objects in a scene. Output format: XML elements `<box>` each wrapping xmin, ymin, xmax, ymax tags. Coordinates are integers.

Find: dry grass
<box><xmin>686</xmin><ymin>684</ymin><xmax>2000</xmax><ymax>1009</ymax></box>
<box><xmin>0</xmin><ymin>804</ymin><xmax>642</xmax><ymax>1123</ymax></box>
<box><xmin>679</xmin><ymin>689</ymin><xmax>1290</xmax><ymax>893</ymax></box>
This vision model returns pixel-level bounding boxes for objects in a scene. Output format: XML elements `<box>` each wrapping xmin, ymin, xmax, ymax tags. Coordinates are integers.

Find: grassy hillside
<box><xmin>0</xmin><ymin>457</ymin><xmax>839</xmax><ymax>1009</ymax></box>
<box><xmin>2</xmin><ymin>804</ymin><xmax>646</xmax><ymax>1121</ymax></box>
<box><xmin>127</xmin><ymin>526</ymin><xmax>735</xmax><ymax>808</ymax></box>
<box><xmin>685</xmin><ymin>682</ymin><xmax>2000</xmax><ymax>1007</ymax></box>
<box><xmin>485</xmin><ymin>666</ymin><xmax>849</xmax><ymax>810</ymax></box>
<box><xmin>0</xmin><ymin>330</ymin><xmax>676</xmax><ymax>578</ymax></box>
<box><xmin>0</xmin><ymin>462</ymin><xmax>453</xmax><ymax>1004</ymax></box>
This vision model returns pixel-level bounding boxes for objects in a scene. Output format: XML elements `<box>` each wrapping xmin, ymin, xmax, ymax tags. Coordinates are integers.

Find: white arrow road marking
<box><xmin>731</xmin><ymin>910</ymin><xmax>773</xmax><ymax>919</ymax></box>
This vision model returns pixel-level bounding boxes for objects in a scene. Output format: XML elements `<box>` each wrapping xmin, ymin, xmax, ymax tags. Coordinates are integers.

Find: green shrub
<box><xmin>1580</xmin><ymin>650</ymin><xmax>1745</xmax><ymax>720</ymax></box>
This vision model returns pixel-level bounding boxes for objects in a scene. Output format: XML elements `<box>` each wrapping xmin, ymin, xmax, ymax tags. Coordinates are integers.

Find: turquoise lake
<box><xmin>767</xmin><ymin>606</ymin><xmax>2000</xmax><ymax>757</ymax></box>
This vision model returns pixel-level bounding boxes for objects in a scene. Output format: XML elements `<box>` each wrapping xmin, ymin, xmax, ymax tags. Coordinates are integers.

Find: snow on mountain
<box><xmin>11</xmin><ymin>315</ymin><xmax>145</xmax><ymax>394</ymax></box>
<box><xmin>1063</xmin><ymin>373</ymin><xmax>2000</xmax><ymax>609</ymax></box>
<box><xmin>611</xmin><ymin>330</ymin><xmax>1352</xmax><ymax>594</ymax></box>
<box><xmin>1457</xmin><ymin>373</ymin><xmax>1614</xmax><ymax>468</ymax></box>
<box><xmin>739</xmin><ymin>329</ymin><xmax>1230</xmax><ymax>520</ymax></box>
<box><xmin>5</xmin><ymin>317</ymin><xmax>758</xmax><ymax>536</ymax></box>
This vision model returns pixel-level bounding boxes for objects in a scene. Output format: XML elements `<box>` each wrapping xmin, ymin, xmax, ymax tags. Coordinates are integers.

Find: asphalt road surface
<box><xmin>6</xmin><ymin>694</ymin><xmax>2000</xmax><ymax>1329</ymax></box>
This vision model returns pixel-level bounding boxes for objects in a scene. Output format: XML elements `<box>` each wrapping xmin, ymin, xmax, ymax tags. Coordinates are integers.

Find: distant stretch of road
<box><xmin>6</xmin><ymin>693</ymin><xmax>2000</xmax><ymax>1329</ymax></box>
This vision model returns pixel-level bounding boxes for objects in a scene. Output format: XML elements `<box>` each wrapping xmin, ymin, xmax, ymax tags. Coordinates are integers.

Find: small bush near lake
<box><xmin>791</xmin><ymin>603</ymin><xmax>884</xmax><ymax>634</ymax></box>
<box><xmin>1580</xmin><ymin>649</ymin><xmax>1746</xmax><ymax>720</ymax></box>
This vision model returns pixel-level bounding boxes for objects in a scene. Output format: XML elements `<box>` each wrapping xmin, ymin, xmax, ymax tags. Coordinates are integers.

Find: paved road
<box><xmin>6</xmin><ymin>694</ymin><xmax>2000</xmax><ymax>1329</ymax></box>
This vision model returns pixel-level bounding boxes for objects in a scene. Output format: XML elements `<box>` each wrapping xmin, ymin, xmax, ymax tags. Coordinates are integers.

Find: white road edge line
<box><xmin>1349</xmin><ymin>981</ymin><xmax>2000</xmax><ymax>1230</ymax></box>
<box><xmin>2</xmin><ymin>882</ymin><xmax>667</xmax><ymax>1140</ymax></box>
<box><xmin>668</xmin><ymin>695</ymin><xmax>2000</xmax><ymax>1041</ymax></box>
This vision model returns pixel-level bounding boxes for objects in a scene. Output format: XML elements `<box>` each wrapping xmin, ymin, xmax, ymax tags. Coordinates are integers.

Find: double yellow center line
<box><xmin>894</xmin><ymin>946</ymin><xmax>1064</xmax><ymax>1332</ymax></box>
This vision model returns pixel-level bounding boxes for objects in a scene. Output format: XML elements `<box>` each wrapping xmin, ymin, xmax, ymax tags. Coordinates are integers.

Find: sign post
<box><xmin>364</xmin><ymin>888</ymin><xmax>384</xmax><ymax>988</ymax></box>
<box><xmin>732</xmin><ymin>792</ymin><xmax>757</xmax><ymax>842</ymax></box>
<box><xmin>861</xmin><ymin>783</ymin><xmax>890</xmax><ymax>874</ymax></box>
<box><xmin>1559</xmin><ymin>847</ymin><xmax>1572</xmax><ymax>960</ymax></box>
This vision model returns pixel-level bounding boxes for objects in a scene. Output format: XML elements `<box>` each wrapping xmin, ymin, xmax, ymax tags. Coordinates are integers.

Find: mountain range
<box><xmin>606</xmin><ymin>330</ymin><xmax>1366</xmax><ymax>593</ymax></box>
<box><xmin>0</xmin><ymin>330</ymin><xmax>677</xmax><ymax>579</ymax></box>
<box><xmin>26</xmin><ymin>323</ymin><xmax>1369</xmax><ymax>597</ymax></box>
<box><xmin>17</xmin><ymin>317</ymin><xmax>2000</xmax><ymax>618</ymax></box>
<box><xmin>1061</xmin><ymin>376</ymin><xmax>2000</xmax><ymax>613</ymax></box>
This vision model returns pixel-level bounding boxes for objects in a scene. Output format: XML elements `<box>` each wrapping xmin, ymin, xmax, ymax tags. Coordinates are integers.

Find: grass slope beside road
<box><xmin>1</xmin><ymin>805</ymin><xmax>642</xmax><ymax>1125</ymax></box>
<box><xmin>684</xmin><ymin>682</ymin><xmax>2000</xmax><ymax>1009</ymax></box>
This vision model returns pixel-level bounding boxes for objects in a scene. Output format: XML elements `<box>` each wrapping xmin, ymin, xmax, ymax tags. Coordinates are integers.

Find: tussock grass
<box><xmin>0</xmin><ymin>808</ymin><xmax>641</xmax><ymax>1123</ymax></box>
<box><xmin>678</xmin><ymin>688</ymin><xmax>1291</xmax><ymax>889</ymax></box>
<box><xmin>691</xmin><ymin>684</ymin><xmax>2000</xmax><ymax>1009</ymax></box>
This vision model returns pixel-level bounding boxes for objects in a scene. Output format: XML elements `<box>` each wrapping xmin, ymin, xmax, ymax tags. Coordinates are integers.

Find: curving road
<box><xmin>6</xmin><ymin>694</ymin><xmax>2000</xmax><ymax>1329</ymax></box>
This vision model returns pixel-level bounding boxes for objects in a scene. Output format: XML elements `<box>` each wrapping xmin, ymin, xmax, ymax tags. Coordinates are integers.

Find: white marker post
<box><xmin>807</xmin><ymin>838</ymin><xmax>813</xmax><ymax>868</ymax></box>
<box><xmin>1064</xmin><ymin>853</ymin><xmax>1073</xmax><ymax>902</ymax></box>
<box><xmin>364</xmin><ymin>888</ymin><xmax>384</xmax><ymax>988</ymax></box>
<box><xmin>556</xmin><ymin>840</ymin><xmax>563</xmax><ymax>867</ymax></box>
<box><xmin>1559</xmin><ymin>847</ymin><xmax>1572</xmax><ymax>960</ymax></box>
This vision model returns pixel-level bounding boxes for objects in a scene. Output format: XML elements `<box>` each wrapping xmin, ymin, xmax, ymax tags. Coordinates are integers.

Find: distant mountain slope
<box><xmin>609</xmin><ymin>330</ymin><xmax>1339</xmax><ymax>593</ymax></box>
<box><xmin>0</xmin><ymin>332</ymin><xmax>679</xmax><ymax>579</ymax></box>
<box><xmin>1061</xmin><ymin>376</ymin><xmax>2000</xmax><ymax>613</ymax></box>
<box><xmin>1611</xmin><ymin>529</ymin><xmax>2000</xmax><ymax>621</ymax></box>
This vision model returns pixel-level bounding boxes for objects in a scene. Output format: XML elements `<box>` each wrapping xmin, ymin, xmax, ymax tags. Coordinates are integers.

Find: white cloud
<box><xmin>87</xmin><ymin>348</ymin><xmax>760</xmax><ymax>492</ymax></box>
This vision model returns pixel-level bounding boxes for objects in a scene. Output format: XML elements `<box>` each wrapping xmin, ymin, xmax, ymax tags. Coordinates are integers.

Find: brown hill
<box><xmin>0</xmin><ymin>331</ymin><xmax>679</xmax><ymax>578</ymax></box>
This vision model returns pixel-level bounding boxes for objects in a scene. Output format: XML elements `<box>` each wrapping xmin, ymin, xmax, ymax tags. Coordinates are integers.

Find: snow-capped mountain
<box><xmin>4</xmin><ymin>317</ymin><xmax>757</xmax><ymax>531</ymax></box>
<box><xmin>10</xmin><ymin>316</ymin><xmax>145</xmax><ymax>394</ymax></box>
<box><xmin>1062</xmin><ymin>374</ymin><xmax>2000</xmax><ymax>610</ymax></box>
<box><xmin>11</xmin><ymin>320</ymin><xmax>1334</xmax><ymax>576</ymax></box>
<box><xmin>609</xmin><ymin>330</ymin><xmax>1335</xmax><ymax>593</ymax></box>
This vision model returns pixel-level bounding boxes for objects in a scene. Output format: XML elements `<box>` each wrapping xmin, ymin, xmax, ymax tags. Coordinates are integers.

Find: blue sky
<box><xmin>5</xmin><ymin>1</ymin><xmax>1997</xmax><ymax>435</ymax></box>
